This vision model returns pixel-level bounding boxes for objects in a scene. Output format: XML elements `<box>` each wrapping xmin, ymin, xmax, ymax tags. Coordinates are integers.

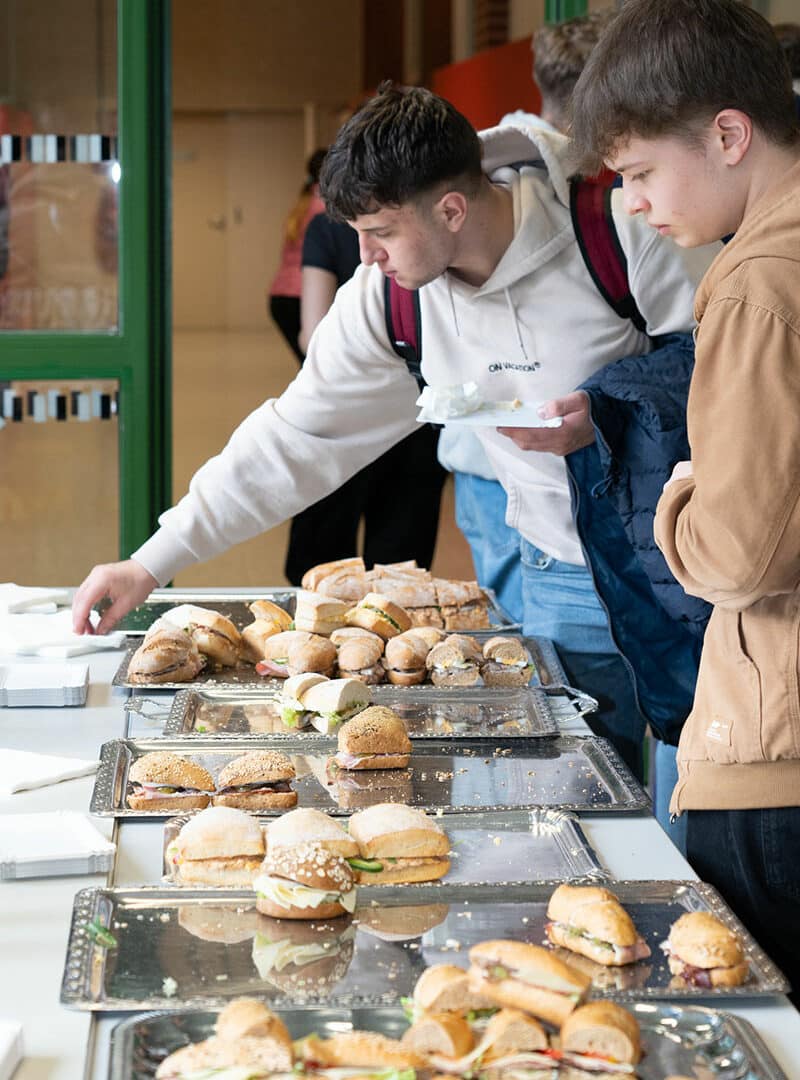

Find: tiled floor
<box><xmin>172</xmin><ymin>326</ymin><xmax>475</xmax><ymax>588</ymax></box>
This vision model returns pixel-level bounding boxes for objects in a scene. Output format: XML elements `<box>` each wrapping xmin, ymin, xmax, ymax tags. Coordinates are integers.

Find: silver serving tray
<box><xmin>109</xmin><ymin>587</ymin><xmax>522</xmax><ymax>637</ymax></box>
<box><xmin>112</xmin><ymin>633</ymin><xmax>565</xmax><ymax>694</ymax></box>
<box><xmin>61</xmin><ymin>880</ymin><xmax>788</xmax><ymax>1012</ymax></box>
<box><xmin>160</xmin><ymin>809</ymin><xmax>607</xmax><ymax>887</ymax></box>
<box><xmin>161</xmin><ymin>684</ymin><xmax>558</xmax><ymax>740</ymax></box>
<box><xmin>90</xmin><ymin>734</ymin><xmax>650</xmax><ymax>817</ymax></box>
<box><xmin>108</xmin><ymin>1002</ymin><xmax>788</xmax><ymax>1080</ymax></box>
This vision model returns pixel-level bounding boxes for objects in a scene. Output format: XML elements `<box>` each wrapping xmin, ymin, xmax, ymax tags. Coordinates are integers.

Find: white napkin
<box><xmin>0</xmin><ymin>608</ymin><xmax>125</xmax><ymax>658</ymax></box>
<box><xmin>0</xmin><ymin>749</ymin><xmax>100</xmax><ymax>794</ymax></box>
<box><xmin>0</xmin><ymin>1018</ymin><xmax>23</xmax><ymax>1080</ymax></box>
<box><xmin>0</xmin><ymin>583</ymin><xmax>70</xmax><ymax>615</ymax></box>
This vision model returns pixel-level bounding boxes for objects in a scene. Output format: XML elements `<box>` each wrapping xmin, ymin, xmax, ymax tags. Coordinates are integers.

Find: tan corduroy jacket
<box><xmin>655</xmin><ymin>157</ymin><xmax>800</xmax><ymax>813</ymax></box>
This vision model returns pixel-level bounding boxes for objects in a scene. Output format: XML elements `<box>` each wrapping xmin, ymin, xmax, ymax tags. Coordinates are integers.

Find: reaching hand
<box><xmin>72</xmin><ymin>559</ymin><xmax>158</xmax><ymax>635</ymax></box>
<box><xmin>497</xmin><ymin>391</ymin><xmax>595</xmax><ymax>455</ymax></box>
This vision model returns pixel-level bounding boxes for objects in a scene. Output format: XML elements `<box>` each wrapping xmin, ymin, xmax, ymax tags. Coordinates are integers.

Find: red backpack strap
<box><xmin>570</xmin><ymin>175</ymin><xmax>647</xmax><ymax>334</ymax></box>
<box><xmin>384</xmin><ymin>275</ymin><xmax>425</xmax><ymax>389</ymax></box>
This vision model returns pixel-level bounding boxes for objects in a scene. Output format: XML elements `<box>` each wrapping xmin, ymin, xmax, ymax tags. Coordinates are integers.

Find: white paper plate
<box><xmin>0</xmin><ymin>811</ymin><xmax>115</xmax><ymax>880</ymax></box>
<box><xmin>0</xmin><ymin>662</ymin><xmax>89</xmax><ymax>707</ymax></box>
<box><xmin>417</xmin><ymin>403</ymin><xmax>563</xmax><ymax>428</ymax></box>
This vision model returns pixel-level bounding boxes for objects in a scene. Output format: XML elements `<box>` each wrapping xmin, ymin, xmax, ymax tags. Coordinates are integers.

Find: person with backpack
<box><xmin>72</xmin><ymin>85</ymin><xmax>713</xmax><ymax>779</ymax></box>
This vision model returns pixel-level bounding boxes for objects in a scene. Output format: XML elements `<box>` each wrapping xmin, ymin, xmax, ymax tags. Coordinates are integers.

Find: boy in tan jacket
<box><xmin>571</xmin><ymin>0</ymin><xmax>800</xmax><ymax>993</ymax></box>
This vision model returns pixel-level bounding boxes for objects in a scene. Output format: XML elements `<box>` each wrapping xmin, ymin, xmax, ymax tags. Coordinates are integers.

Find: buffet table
<box><xmin>2</xmin><ymin>638</ymin><xmax>800</xmax><ymax>1079</ymax></box>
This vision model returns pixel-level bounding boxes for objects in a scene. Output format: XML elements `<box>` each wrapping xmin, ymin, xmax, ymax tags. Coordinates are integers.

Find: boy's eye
<box><xmin>631</xmin><ymin>171</ymin><xmax>649</xmax><ymax>183</ymax></box>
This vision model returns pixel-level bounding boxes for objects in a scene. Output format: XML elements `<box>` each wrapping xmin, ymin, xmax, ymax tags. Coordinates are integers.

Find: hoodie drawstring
<box><xmin>504</xmin><ymin>287</ymin><xmax>529</xmax><ymax>361</ymax></box>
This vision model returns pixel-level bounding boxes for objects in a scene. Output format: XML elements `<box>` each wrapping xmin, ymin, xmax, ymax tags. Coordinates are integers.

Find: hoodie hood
<box><xmin>480</xmin><ymin>122</ymin><xmax>574</xmax><ymax>206</ymax></box>
<box><xmin>695</xmin><ymin>156</ymin><xmax>800</xmax><ymax>320</ymax></box>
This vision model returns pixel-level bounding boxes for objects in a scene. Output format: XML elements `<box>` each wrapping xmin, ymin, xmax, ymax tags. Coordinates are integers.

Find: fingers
<box><xmin>72</xmin><ymin>568</ymin><xmax>108</xmax><ymax>634</ymax></box>
<box><xmin>71</xmin><ymin>561</ymin><xmax>157</xmax><ymax>635</ymax></box>
<box><xmin>538</xmin><ymin>390</ymin><xmax>588</xmax><ymax>420</ymax></box>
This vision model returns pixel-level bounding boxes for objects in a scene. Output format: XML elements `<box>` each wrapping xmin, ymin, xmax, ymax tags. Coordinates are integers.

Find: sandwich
<box><xmin>404</xmin><ymin>963</ymin><xmax>497</xmax><ymax>1021</ymax></box>
<box><xmin>257</xmin><ymin>630</ymin><xmax>338</xmax><ymax>679</ymax></box>
<box><xmin>155</xmin><ymin>998</ymin><xmax>292</xmax><ymax>1079</ymax></box>
<box><xmin>128</xmin><ymin>626</ymin><xmax>205</xmax><ymax>684</ymax></box>
<box><xmin>252</xmin><ymin>915</ymin><xmax>356</xmax><ymax>997</ymax></box>
<box><xmin>410</xmin><ymin>1009</ymin><xmax>550</xmax><ymax>1076</ymax></box>
<box><xmin>167</xmin><ymin>805</ymin><xmax>265</xmax><ymax>886</ymax></box>
<box><xmin>336</xmin><ymin>635</ymin><xmax>386</xmax><ymax>684</ymax></box>
<box><xmin>328</xmin><ymin>765</ymin><xmax>413</xmax><ymax>811</ymax></box>
<box><xmin>249</xmin><ymin>598</ymin><xmax>293</xmax><ymax>632</ymax></box>
<box><xmin>408</xmin><ymin>606</ymin><xmax>445</xmax><ymax>629</ymax></box>
<box><xmin>426</xmin><ymin>635</ymin><xmax>482</xmax><ymax>688</ymax></box>
<box><xmin>298</xmin><ymin>1032</ymin><xmax>426</xmax><ymax>1074</ymax></box>
<box><xmin>545</xmin><ymin>884</ymin><xmax>651</xmax><ymax>967</ymax></box>
<box><xmin>296</xmin><ymin>677</ymin><xmax>372</xmax><ymax>734</ymax></box>
<box><xmin>384</xmin><ymin>632</ymin><xmax>431</xmax><ymax>686</ymax></box>
<box><xmin>161</xmin><ymin>603</ymin><xmax>242</xmax><ymax>667</ymax></box>
<box><xmin>241</xmin><ymin>619</ymin><xmax>285</xmax><ymax>663</ymax></box>
<box><xmin>345</xmin><ymin>592</ymin><xmax>412</xmax><ymax>640</ymax></box>
<box><xmin>277</xmin><ymin>672</ymin><xmax>332</xmax><ymax>729</ymax></box>
<box><xmin>253</xmin><ymin>841</ymin><xmax>357</xmax><ymax>919</ymax></box>
<box><xmin>409</xmin><ymin>625</ymin><xmax>446</xmax><ymax>650</ymax></box>
<box><xmin>468</xmin><ymin>940</ymin><xmax>591</xmax><ymax>1027</ymax></box>
<box><xmin>481</xmin><ymin>636</ymin><xmax>533</xmax><ymax>688</ymax></box>
<box><xmin>213</xmin><ymin>749</ymin><xmax>298</xmax><ymax>810</ymax></box>
<box><xmin>560</xmin><ymin>1000</ymin><xmax>642</xmax><ymax>1068</ymax></box>
<box><xmin>332</xmin><ymin>706</ymin><xmax>412</xmax><ymax>771</ymax></box>
<box><xmin>433</xmin><ymin>579</ymin><xmax>490</xmax><ymax>631</ymax></box>
<box><xmin>401</xmin><ymin>1014</ymin><xmax>474</xmax><ymax>1059</ymax></box>
<box><xmin>301</xmin><ymin>556</ymin><xmax>368</xmax><ymax>601</ymax></box>
<box><xmin>661</xmin><ymin>911</ymin><xmax>749</xmax><ymax>988</ymax></box>
<box><xmin>265</xmin><ymin>807</ymin><xmax>359</xmax><ymax>860</ymax></box>
<box><xmin>127</xmin><ymin>751</ymin><xmax>213</xmax><ymax>811</ymax></box>
<box><xmin>366</xmin><ymin>564</ymin><xmax>439</xmax><ymax>612</ymax></box>
<box><xmin>294</xmin><ymin>590</ymin><xmax>349</xmax><ymax>635</ymax></box>
<box><xmin>176</xmin><ymin>904</ymin><xmax>264</xmax><ymax>944</ymax></box>
<box><xmin>345</xmin><ymin>803</ymin><xmax>449</xmax><ymax>884</ymax></box>
<box><xmin>356</xmin><ymin>903</ymin><xmax>450</xmax><ymax>942</ymax></box>
<box><xmin>330</xmin><ymin>626</ymin><xmax>385</xmax><ymax>648</ymax></box>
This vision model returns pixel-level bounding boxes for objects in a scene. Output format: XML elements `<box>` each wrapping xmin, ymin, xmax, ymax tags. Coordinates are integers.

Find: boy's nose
<box><xmin>359</xmin><ymin>236</ymin><xmax>382</xmax><ymax>265</ymax></box>
<box><xmin>623</xmin><ymin>186</ymin><xmax>649</xmax><ymax>216</ymax></box>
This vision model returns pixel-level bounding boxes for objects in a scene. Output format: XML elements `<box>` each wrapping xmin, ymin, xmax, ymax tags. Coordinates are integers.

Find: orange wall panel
<box><xmin>431</xmin><ymin>38</ymin><xmax>540</xmax><ymax>131</ymax></box>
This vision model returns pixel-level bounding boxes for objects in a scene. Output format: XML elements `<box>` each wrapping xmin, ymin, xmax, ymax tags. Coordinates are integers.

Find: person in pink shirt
<box><xmin>268</xmin><ymin>148</ymin><xmax>327</xmax><ymax>362</ymax></box>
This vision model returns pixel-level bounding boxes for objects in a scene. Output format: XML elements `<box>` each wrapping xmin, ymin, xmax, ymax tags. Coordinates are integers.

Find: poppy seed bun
<box><xmin>294</xmin><ymin>590</ymin><xmax>349</xmax><ymax>635</ymax></box>
<box><xmin>155</xmin><ymin>1035</ymin><xmax>292</xmax><ymax>1079</ymax></box>
<box><xmin>347</xmin><ymin>803</ymin><xmax>448</xmax><ymax>857</ymax></box>
<box><xmin>213</xmin><ymin>750</ymin><xmax>298</xmax><ymax>810</ymax></box>
<box><xmin>240</xmin><ymin>619</ymin><xmax>283</xmax><ymax>662</ymax></box>
<box><xmin>330</xmin><ymin>626</ymin><xmax>385</xmax><ymax>647</ymax></box>
<box><xmin>468</xmin><ymin>940</ymin><xmax>590</xmax><ymax>1027</ymax></box>
<box><xmin>300</xmin><ymin>1032</ymin><xmax>425</xmax><ymax>1070</ymax></box>
<box><xmin>337</xmin><ymin>707</ymin><xmax>412</xmax><ymax>767</ymax></box>
<box><xmin>255</xmin><ymin>842</ymin><xmax>355</xmax><ymax>919</ymax></box>
<box><xmin>560</xmin><ymin>1001</ymin><xmax>642</xmax><ymax>1065</ymax></box>
<box><xmin>127</xmin><ymin>751</ymin><xmax>212</xmax><ymax>811</ymax></box>
<box><xmin>481</xmin><ymin>1008</ymin><xmax>549</xmax><ymax>1060</ymax></box>
<box><xmin>667</xmin><ymin>912</ymin><xmax>748</xmax><ymax>984</ymax></box>
<box><xmin>345</xmin><ymin>592</ymin><xmax>412</xmax><ymax>639</ymax></box>
<box><xmin>412</xmin><ymin>964</ymin><xmax>497</xmax><ymax>1014</ymax></box>
<box><xmin>214</xmin><ymin>997</ymin><xmax>291</xmax><ymax>1045</ymax></box>
<box><xmin>266</xmin><ymin>807</ymin><xmax>359</xmax><ymax>858</ymax></box>
<box><xmin>401</xmin><ymin>1014</ymin><xmax>474</xmax><ymax>1058</ymax></box>
<box><xmin>384</xmin><ymin>632</ymin><xmax>430</xmax><ymax>685</ymax></box>
<box><xmin>175</xmin><ymin>806</ymin><xmax>265</xmax><ymax>861</ymax></box>
<box><xmin>336</xmin><ymin>637</ymin><xmax>386</xmax><ymax>684</ymax></box>
<box><xmin>128</xmin><ymin>627</ymin><xmax>205</xmax><ymax>685</ymax></box>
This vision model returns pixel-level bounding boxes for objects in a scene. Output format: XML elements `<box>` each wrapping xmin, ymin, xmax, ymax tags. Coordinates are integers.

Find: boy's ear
<box><xmin>713</xmin><ymin>109</ymin><xmax>752</xmax><ymax>166</ymax></box>
<box><xmin>435</xmin><ymin>191</ymin><xmax>468</xmax><ymax>232</ymax></box>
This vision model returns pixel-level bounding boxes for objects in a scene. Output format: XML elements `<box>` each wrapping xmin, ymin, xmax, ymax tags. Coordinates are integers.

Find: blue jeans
<box><xmin>454</xmin><ymin>472</ymin><xmax>524</xmax><ymax>624</ymax></box>
<box><xmin>653</xmin><ymin>740</ymin><xmax>687</xmax><ymax>855</ymax></box>
<box><xmin>687</xmin><ymin>807</ymin><xmax>800</xmax><ymax>1001</ymax></box>
<box><xmin>520</xmin><ymin>539</ymin><xmax>645</xmax><ymax>782</ymax></box>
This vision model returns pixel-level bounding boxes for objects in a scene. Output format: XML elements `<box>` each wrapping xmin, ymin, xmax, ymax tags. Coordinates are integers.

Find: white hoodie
<box><xmin>134</xmin><ymin>125</ymin><xmax>714</xmax><ymax>584</ymax></box>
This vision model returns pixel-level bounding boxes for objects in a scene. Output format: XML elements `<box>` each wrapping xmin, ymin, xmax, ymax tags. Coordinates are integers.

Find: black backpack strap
<box><xmin>570</xmin><ymin>176</ymin><xmax>647</xmax><ymax>335</ymax></box>
<box><xmin>384</xmin><ymin>275</ymin><xmax>425</xmax><ymax>390</ymax></box>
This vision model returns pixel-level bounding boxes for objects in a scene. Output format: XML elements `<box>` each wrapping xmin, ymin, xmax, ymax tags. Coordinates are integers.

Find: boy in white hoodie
<box><xmin>73</xmin><ymin>85</ymin><xmax>710</xmax><ymax>776</ymax></box>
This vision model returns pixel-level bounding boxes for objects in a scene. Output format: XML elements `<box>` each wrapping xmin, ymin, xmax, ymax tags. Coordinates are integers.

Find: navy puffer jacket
<box><xmin>565</xmin><ymin>333</ymin><xmax>710</xmax><ymax>745</ymax></box>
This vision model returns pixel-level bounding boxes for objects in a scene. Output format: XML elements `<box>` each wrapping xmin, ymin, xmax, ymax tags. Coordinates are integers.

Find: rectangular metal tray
<box><xmin>108</xmin><ymin>1002</ymin><xmax>787</xmax><ymax>1080</ymax></box>
<box><xmin>112</xmin><ymin>634</ymin><xmax>566</xmax><ymax>693</ymax></box>
<box><xmin>90</xmin><ymin>734</ymin><xmax>650</xmax><ymax>817</ymax></box>
<box><xmin>62</xmin><ymin>880</ymin><xmax>789</xmax><ymax>1012</ymax></box>
<box><xmin>110</xmin><ymin>587</ymin><xmax>522</xmax><ymax>637</ymax></box>
<box><xmin>161</xmin><ymin>684</ymin><xmax>558</xmax><ymax>740</ymax></box>
<box><xmin>160</xmin><ymin>809</ymin><xmax>607</xmax><ymax>887</ymax></box>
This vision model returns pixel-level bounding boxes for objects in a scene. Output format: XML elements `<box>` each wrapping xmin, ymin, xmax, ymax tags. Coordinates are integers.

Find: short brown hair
<box><xmin>774</xmin><ymin>22</ymin><xmax>800</xmax><ymax>80</ymax></box>
<box><xmin>571</xmin><ymin>0</ymin><xmax>799</xmax><ymax>174</ymax></box>
<box><xmin>532</xmin><ymin>10</ymin><xmax>616</xmax><ymax>131</ymax></box>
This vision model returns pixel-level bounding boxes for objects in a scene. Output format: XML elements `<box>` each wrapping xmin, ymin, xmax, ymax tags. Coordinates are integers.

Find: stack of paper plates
<box><xmin>0</xmin><ymin>663</ymin><xmax>89</xmax><ymax>707</ymax></box>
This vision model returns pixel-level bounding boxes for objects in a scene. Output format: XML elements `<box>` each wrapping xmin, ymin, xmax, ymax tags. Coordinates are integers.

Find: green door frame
<box><xmin>545</xmin><ymin>0</ymin><xmax>589</xmax><ymax>22</ymax></box>
<box><xmin>0</xmin><ymin>0</ymin><xmax>171</xmax><ymax>560</ymax></box>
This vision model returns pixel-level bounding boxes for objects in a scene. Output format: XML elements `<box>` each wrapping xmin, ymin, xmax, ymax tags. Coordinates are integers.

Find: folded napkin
<box><xmin>0</xmin><ymin>608</ymin><xmax>125</xmax><ymax>658</ymax></box>
<box><xmin>0</xmin><ymin>583</ymin><xmax>70</xmax><ymax>615</ymax></box>
<box><xmin>0</xmin><ymin>749</ymin><xmax>100</xmax><ymax>795</ymax></box>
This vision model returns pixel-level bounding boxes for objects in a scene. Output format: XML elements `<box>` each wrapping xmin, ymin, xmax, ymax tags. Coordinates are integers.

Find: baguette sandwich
<box><xmin>212</xmin><ymin>749</ymin><xmax>298</xmax><ymax>810</ymax></box>
<box><xmin>301</xmin><ymin>556</ymin><xmax>368</xmax><ymax>601</ymax></box>
<box><xmin>346</xmin><ymin>803</ymin><xmax>449</xmax><ymax>884</ymax></box>
<box><xmin>560</xmin><ymin>1000</ymin><xmax>642</xmax><ymax>1069</ymax></box>
<box><xmin>127</xmin><ymin>751</ymin><xmax>213</xmax><ymax>811</ymax></box>
<box><xmin>408</xmin><ymin>1008</ymin><xmax>550</xmax><ymax>1076</ymax></box>
<box><xmin>241</xmin><ymin>619</ymin><xmax>286</xmax><ymax>663</ymax></box>
<box><xmin>468</xmin><ymin>940</ymin><xmax>591</xmax><ymax>1027</ymax></box>
<box><xmin>332</xmin><ymin>706</ymin><xmax>412</xmax><ymax>771</ymax></box>
<box><xmin>661</xmin><ymin>911</ymin><xmax>749</xmax><ymax>988</ymax></box>
<box><xmin>299</xmin><ymin>1032</ymin><xmax>426</xmax><ymax>1074</ymax></box>
<box><xmin>294</xmin><ymin>590</ymin><xmax>349</xmax><ymax>635</ymax></box>
<box><xmin>295</xmin><ymin>677</ymin><xmax>372</xmax><ymax>734</ymax></box>
<box><xmin>345</xmin><ymin>592</ymin><xmax>412</xmax><ymax>639</ymax></box>
<box><xmin>161</xmin><ymin>604</ymin><xmax>242</xmax><ymax>667</ymax></box>
<box><xmin>433</xmin><ymin>579</ymin><xmax>490</xmax><ymax>631</ymax></box>
<box><xmin>481</xmin><ymin>636</ymin><xmax>533</xmax><ymax>688</ymax></box>
<box><xmin>277</xmin><ymin>672</ymin><xmax>331</xmax><ymax>729</ymax></box>
<box><xmin>167</xmin><ymin>805</ymin><xmax>265</xmax><ymax>886</ymax></box>
<box><xmin>249</xmin><ymin>598</ymin><xmax>293</xmax><ymax>632</ymax></box>
<box><xmin>128</xmin><ymin>626</ymin><xmax>205</xmax><ymax>684</ymax></box>
<box><xmin>404</xmin><ymin>964</ymin><xmax>497</xmax><ymax>1021</ymax></box>
<box><xmin>253</xmin><ymin>841</ymin><xmax>357</xmax><ymax>919</ymax></box>
<box><xmin>401</xmin><ymin>1014</ymin><xmax>474</xmax><ymax>1059</ymax></box>
<box><xmin>545</xmin><ymin>884</ymin><xmax>651</xmax><ymax>967</ymax></box>
<box><xmin>257</xmin><ymin>630</ymin><xmax>338</xmax><ymax>679</ymax></box>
